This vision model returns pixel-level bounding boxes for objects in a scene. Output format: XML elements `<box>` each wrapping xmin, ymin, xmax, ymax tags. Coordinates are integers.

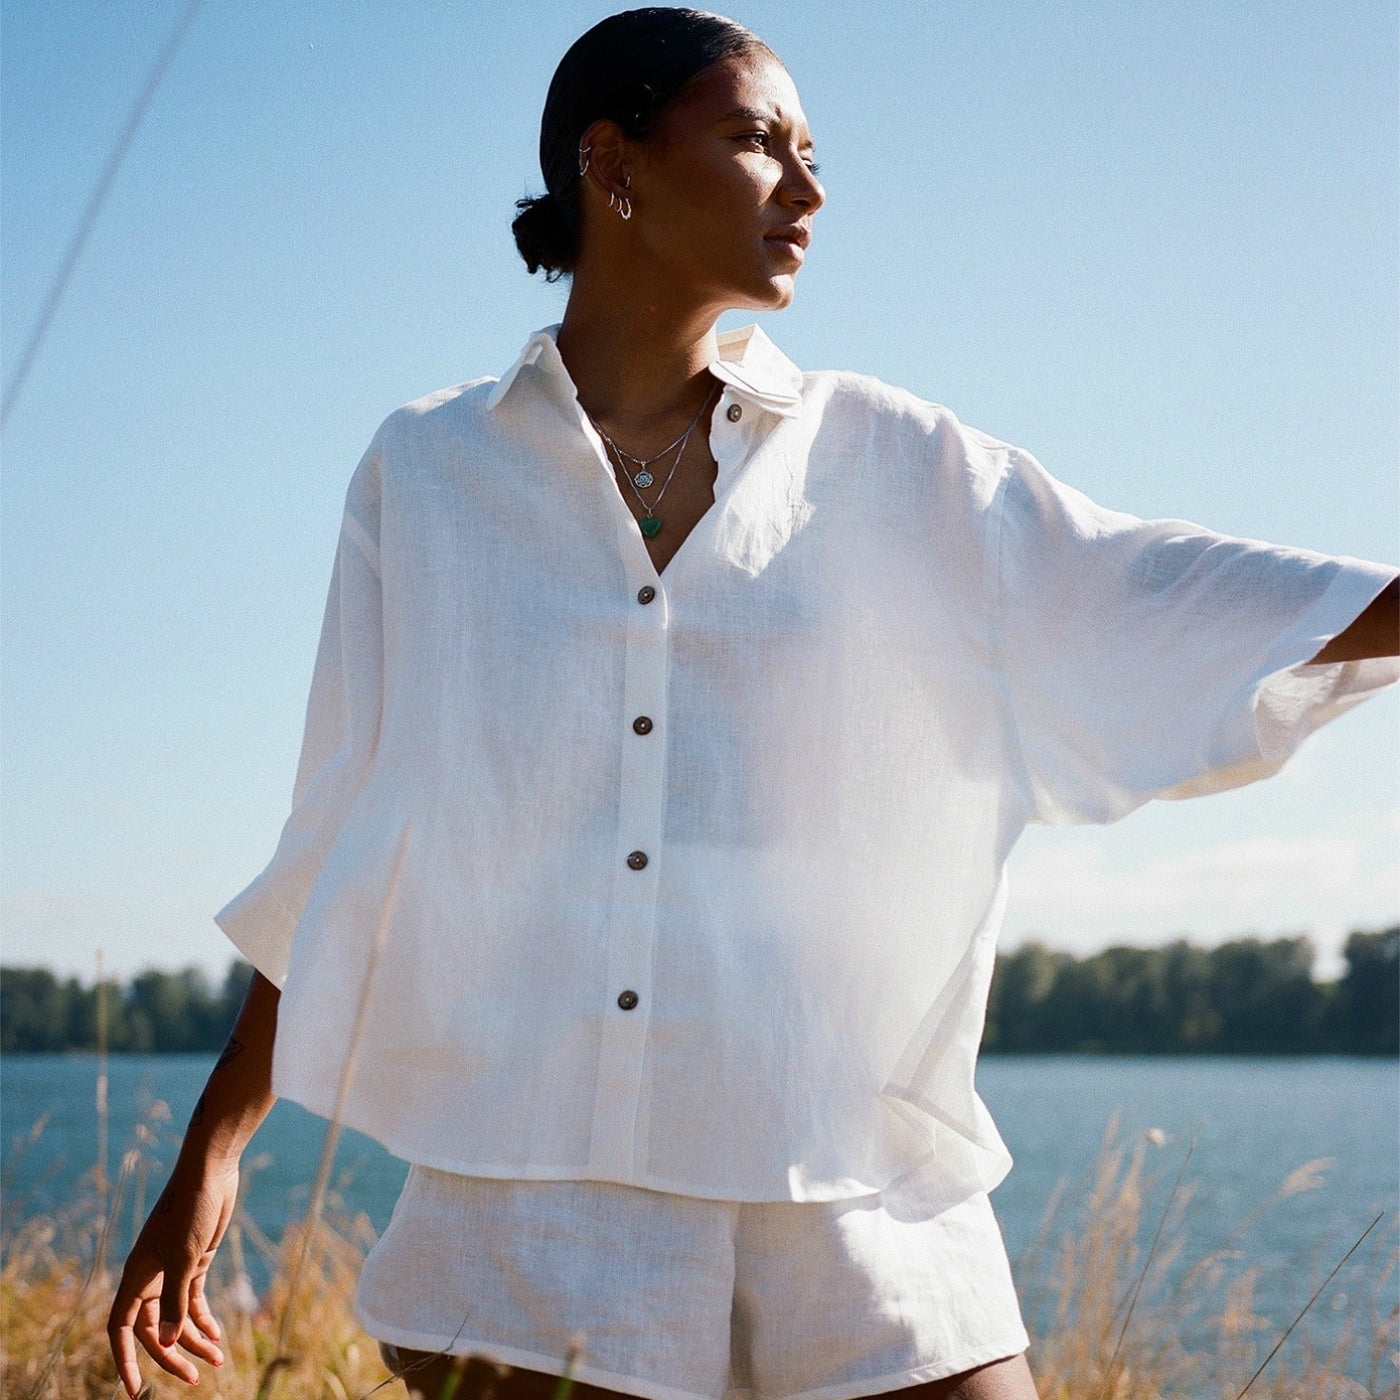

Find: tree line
<box><xmin>1</xmin><ymin>960</ymin><xmax>255</xmax><ymax>1054</ymax></box>
<box><xmin>1</xmin><ymin>927</ymin><xmax>1395</xmax><ymax>1055</ymax></box>
<box><xmin>982</xmin><ymin>927</ymin><xmax>1397</xmax><ymax>1055</ymax></box>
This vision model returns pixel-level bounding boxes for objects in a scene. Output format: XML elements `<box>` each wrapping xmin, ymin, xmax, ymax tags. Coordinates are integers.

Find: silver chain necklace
<box><xmin>587</xmin><ymin>383</ymin><xmax>719</xmax><ymax>539</ymax></box>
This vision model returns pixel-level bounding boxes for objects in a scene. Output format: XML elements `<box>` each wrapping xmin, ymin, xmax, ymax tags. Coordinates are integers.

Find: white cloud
<box><xmin>1003</xmin><ymin>830</ymin><xmax>1400</xmax><ymax>977</ymax></box>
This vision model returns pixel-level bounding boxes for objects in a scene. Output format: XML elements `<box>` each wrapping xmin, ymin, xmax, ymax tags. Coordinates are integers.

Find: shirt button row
<box><xmin>624</xmin><ymin>577</ymin><xmax>657</xmax><ymax>1018</ymax></box>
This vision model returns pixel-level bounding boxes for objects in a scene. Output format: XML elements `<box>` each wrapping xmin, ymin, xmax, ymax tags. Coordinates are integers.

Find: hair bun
<box><xmin>511</xmin><ymin>191</ymin><xmax>574</xmax><ymax>282</ymax></box>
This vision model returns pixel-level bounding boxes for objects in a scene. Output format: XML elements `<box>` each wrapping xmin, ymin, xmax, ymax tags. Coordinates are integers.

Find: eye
<box><xmin>738</xmin><ymin>131</ymin><xmax>821</xmax><ymax>176</ymax></box>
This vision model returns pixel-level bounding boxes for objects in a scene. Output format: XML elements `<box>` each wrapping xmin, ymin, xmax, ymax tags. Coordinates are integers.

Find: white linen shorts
<box><xmin>354</xmin><ymin>1167</ymin><xmax>1031</xmax><ymax>1400</ymax></box>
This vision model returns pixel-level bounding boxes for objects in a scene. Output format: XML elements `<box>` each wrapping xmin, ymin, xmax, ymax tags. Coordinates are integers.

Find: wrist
<box><xmin>175</xmin><ymin>1125</ymin><xmax>246</xmax><ymax>1175</ymax></box>
<box><xmin>177</xmin><ymin>1092</ymin><xmax>274</xmax><ymax>1171</ymax></box>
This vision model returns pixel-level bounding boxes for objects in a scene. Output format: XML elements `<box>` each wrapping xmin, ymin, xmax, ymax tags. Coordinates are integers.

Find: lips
<box><xmin>764</xmin><ymin>227</ymin><xmax>810</xmax><ymax>264</ymax></box>
<box><xmin>764</xmin><ymin>226</ymin><xmax>811</xmax><ymax>250</ymax></box>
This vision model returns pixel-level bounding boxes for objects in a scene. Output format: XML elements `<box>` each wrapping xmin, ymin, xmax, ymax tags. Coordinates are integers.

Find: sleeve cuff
<box><xmin>212</xmin><ymin>887</ymin><xmax>297</xmax><ymax>990</ymax></box>
<box><xmin>1160</xmin><ymin>560</ymin><xmax>1400</xmax><ymax>801</ymax></box>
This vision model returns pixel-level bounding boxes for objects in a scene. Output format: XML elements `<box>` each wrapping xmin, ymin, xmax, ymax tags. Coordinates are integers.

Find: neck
<box><xmin>556</xmin><ymin>276</ymin><xmax>726</xmax><ymax>433</ymax></box>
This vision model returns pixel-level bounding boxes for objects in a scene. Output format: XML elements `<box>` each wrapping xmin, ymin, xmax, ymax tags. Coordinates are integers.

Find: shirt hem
<box><xmin>270</xmin><ymin>1076</ymin><xmax>893</xmax><ymax>1202</ymax></box>
<box><xmin>386</xmin><ymin>1146</ymin><xmax>890</xmax><ymax>1206</ymax></box>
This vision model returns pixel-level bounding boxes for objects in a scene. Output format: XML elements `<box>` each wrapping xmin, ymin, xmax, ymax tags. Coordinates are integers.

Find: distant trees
<box><xmin>1</xmin><ymin>930</ymin><xmax>1396</xmax><ymax>1054</ymax></box>
<box><xmin>1328</xmin><ymin>927</ymin><xmax>1400</xmax><ymax>1054</ymax></box>
<box><xmin>0</xmin><ymin>960</ymin><xmax>254</xmax><ymax>1053</ymax></box>
<box><xmin>982</xmin><ymin>927</ymin><xmax>1398</xmax><ymax>1055</ymax></box>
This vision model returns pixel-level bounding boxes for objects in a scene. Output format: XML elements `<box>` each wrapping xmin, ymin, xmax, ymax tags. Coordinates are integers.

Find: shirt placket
<box><xmin>583</xmin><ymin>389</ymin><xmax>753</xmax><ymax>1180</ymax></box>
<box><xmin>586</xmin><ymin>551</ymin><xmax>668</xmax><ymax>1179</ymax></box>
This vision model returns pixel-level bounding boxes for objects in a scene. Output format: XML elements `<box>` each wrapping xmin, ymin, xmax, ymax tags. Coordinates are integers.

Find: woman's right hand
<box><xmin>106</xmin><ymin>970</ymin><xmax>280</xmax><ymax>1395</ymax></box>
<box><xmin>106</xmin><ymin>1155</ymin><xmax>238</xmax><ymax>1397</ymax></box>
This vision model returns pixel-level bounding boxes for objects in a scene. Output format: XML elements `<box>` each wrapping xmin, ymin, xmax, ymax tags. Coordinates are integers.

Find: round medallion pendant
<box><xmin>633</xmin><ymin>470</ymin><xmax>654</xmax><ymax>488</ymax></box>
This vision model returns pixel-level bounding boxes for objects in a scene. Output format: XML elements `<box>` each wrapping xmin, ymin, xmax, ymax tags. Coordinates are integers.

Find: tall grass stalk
<box><xmin>19</xmin><ymin>1143</ymin><xmax>134</xmax><ymax>1400</ymax></box>
<box><xmin>1094</xmin><ymin>1134</ymin><xmax>1197</xmax><ymax>1400</ymax></box>
<box><xmin>95</xmin><ymin>949</ymin><xmax>109</xmax><ymax>1247</ymax></box>
<box><xmin>1233</xmin><ymin>1208</ymin><xmax>1386</xmax><ymax>1400</ymax></box>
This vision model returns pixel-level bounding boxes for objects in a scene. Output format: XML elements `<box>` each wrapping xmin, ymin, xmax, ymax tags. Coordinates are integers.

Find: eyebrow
<box><xmin>717</xmin><ymin>105</ymin><xmax>816</xmax><ymax>153</ymax></box>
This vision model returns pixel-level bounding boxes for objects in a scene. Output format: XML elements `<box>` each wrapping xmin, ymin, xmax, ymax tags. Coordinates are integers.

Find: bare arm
<box><xmin>1310</xmin><ymin>575</ymin><xmax>1400</xmax><ymax>663</ymax></box>
<box><xmin>107</xmin><ymin>969</ymin><xmax>281</xmax><ymax>1398</ymax></box>
<box><xmin>180</xmin><ymin>969</ymin><xmax>279</xmax><ymax>1164</ymax></box>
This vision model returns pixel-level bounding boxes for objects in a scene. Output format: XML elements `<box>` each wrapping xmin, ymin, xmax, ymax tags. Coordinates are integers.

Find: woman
<box><xmin>107</xmin><ymin>9</ymin><xmax>1399</xmax><ymax>1400</ymax></box>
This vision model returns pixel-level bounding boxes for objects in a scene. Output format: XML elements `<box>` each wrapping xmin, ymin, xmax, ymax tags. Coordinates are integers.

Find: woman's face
<box><xmin>627</xmin><ymin>51</ymin><xmax>824</xmax><ymax>313</ymax></box>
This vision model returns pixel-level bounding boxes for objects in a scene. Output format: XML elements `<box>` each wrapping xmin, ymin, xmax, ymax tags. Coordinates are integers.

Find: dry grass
<box><xmin>1014</xmin><ymin>1111</ymin><xmax>1398</xmax><ymax>1400</ymax></box>
<box><xmin>1</xmin><ymin>1105</ymin><xmax>1395</xmax><ymax>1400</ymax></box>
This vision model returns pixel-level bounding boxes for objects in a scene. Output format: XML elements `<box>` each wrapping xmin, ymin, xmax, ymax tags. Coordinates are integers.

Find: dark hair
<box><xmin>512</xmin><ymin>8</ymin><xmax>773</xmax><ymax>281</ymax></box>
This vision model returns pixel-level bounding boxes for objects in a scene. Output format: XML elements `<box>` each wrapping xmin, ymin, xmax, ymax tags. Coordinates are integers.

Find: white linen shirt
<box><xmin>215</xmin><ymin>321</ymin><xmax>1399</xmax><ymax>1208</ymax></box>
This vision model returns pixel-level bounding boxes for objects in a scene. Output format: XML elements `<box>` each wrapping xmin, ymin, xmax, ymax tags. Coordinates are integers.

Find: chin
<box><xmin>713</xmin><ymin>266</ymin><xmax>797</xmax><ymax>315</ymax></box>
<box><xmin>773</xmin><ymin>280</ymin><xmax>797</xmax><ymax>308</ymax></box>
<box><xmin>742</xmin><ymin>274</ymin><xmax>797</xmax><ymax>311</ymax></box>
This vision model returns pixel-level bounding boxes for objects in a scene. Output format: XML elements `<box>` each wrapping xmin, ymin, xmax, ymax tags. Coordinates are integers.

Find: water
<box><xmin>4</xmin><ymin>1052</ymin><xmax>1396</xmax><ymax>1384</ymax></box>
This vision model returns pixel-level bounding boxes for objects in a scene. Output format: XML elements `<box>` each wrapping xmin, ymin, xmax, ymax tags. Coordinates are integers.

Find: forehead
<box><xmin>663</xmin><ymin>52</ymin><xmax>814</xmax><ymax>143</ymax></box>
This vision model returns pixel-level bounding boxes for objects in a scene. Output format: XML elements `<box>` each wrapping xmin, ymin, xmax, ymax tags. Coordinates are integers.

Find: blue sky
<box><xmin>3</xmin><ymin>0</ymin><xmax>1396</xmax><ymax>982</ymax></box>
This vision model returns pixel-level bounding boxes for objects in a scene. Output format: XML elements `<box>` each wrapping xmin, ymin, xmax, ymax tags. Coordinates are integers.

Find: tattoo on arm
<box><xmin>186</xmin><ymin>1037</ymin><xmax>243</xmax><ymax>1131</ymax></box>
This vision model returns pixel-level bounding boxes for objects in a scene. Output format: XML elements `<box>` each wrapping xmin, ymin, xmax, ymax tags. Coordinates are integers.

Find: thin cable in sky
<box><xmin>1</xmin><ymin>0</ymin><xmax>207</xmax><ymax>429</ymax></box>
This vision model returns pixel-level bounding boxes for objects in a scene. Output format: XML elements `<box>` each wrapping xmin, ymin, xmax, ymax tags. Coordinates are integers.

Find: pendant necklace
<box><xmin>587</xmin><ymin>383</ymin><xmax>719</xmax><ymax>539</ymax></box>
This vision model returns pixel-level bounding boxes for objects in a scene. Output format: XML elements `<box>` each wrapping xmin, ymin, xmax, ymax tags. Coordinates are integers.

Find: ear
<box><xmin>577</xmin><ymin>117</ymin><xmax>633</xmax><ymax>210</ymax></box>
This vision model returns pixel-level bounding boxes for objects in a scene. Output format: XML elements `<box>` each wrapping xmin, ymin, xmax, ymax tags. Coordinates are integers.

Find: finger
<box><xmin>188</xmin><ymin>1271</ymin><xmax>222</xmax><ymax>1343</ymax></box>
<box><xmin>135</xmin><ymin>1300</ymin><xmax>201</xmax><ymax>1386</ymax></box>
<box><xmin>108</xmin><ymin>1269</ymin><xmax>161</xmax><ymax>1399</ymax></box>
<box><xmin>177</xmin><ymin>1314</ymin><xmax>224</xmax><ymax>1367</ymax></box>
<box><xmin>110</xmin><ymin>1256</ymin><xmax>163</xmax><ymax>1327</ymax></box>
<box><xmin>156</xmin><ymin>1248</ymin><xmax>198</xmax><ymax>1349</ymax></box>
<box><xmin>106</xmin><ymin>1314</ymin><xmax>145</xmax><ymax>1399</ymax></box>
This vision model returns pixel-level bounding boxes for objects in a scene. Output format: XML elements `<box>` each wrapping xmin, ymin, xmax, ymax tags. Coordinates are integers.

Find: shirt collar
<box><xmin>484</xmin><ymin>321</ymin><xmax>805</xmax><ymax>419</ymax></box>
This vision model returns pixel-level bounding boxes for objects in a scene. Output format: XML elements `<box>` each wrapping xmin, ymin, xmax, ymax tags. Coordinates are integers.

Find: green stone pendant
<box><xmin>640</xmin><ymin>515</ymin><xmax>663</xmax><ymax>538</ymax></box>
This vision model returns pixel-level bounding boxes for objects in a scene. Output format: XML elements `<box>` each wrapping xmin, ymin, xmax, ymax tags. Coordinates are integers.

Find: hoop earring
<box><xmin>609</xmin><ymin>174</ymin><xmax>633</xmax><ymax>221</ymax></box>
<box><xmin>577</xmin><ymin>141</ymin><xmax>592</xmax><ymax>177</ymax></box>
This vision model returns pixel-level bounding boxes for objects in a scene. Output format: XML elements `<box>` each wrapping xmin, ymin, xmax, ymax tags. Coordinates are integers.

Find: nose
<box><xmin>781</xmin><ymin>152</ymin><xmax>824</xmax><ymax>214</ymax></box>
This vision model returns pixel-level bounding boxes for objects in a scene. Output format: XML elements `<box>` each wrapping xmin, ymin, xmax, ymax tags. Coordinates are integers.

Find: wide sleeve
<box><xmin>213</xmin><ymin>439</ymin><xmax>385</xmax><ymax>986</ymax></box>
<box><xmin>993</xmin><ymin>447</ymin><xmax>1399</xmax><ymax>826</ymax></box>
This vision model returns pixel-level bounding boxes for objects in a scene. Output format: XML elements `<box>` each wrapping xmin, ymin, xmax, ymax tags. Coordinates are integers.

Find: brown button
<box><xmin>626</xmin><ymin>850</ymin><xmax>648</xmax><ymax>870</ymax></box>
<box><xmin>637</xmin><ymin>585</ymin><xmax>656</xmax><ymax>604</ymax></box>
<box><xmin>617</xmin><ymin>989</ymin><xmax>639</xmax><ymax>1011</ymax></box>
<box><xmin>726</xmin><ymin>403</ymin><xmax>743</xmax><ymax>422</ymax></box>
<box><xmin>632</xmin><ymin>716</ymin><xmax>653</xmax><ymax>735</ymax></box>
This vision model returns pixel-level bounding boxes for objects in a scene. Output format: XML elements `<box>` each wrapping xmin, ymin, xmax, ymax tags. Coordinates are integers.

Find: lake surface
<box><xmin>4</xmin><ymin>1053</ymin><xmax>1395</xmax><ymax>1386</ymax></box>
